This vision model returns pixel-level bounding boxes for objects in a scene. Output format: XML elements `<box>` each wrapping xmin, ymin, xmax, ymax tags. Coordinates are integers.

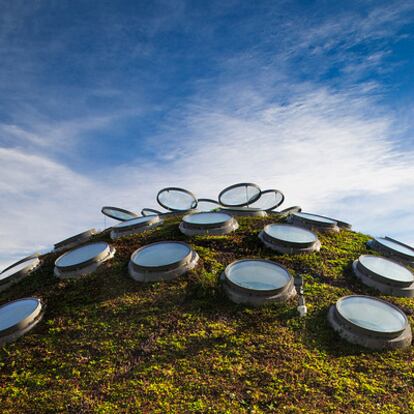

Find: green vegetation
<box><xmin>1</xmin><ymin>215</ymin><xmax>413</xmax><ymax>413</ymax></box>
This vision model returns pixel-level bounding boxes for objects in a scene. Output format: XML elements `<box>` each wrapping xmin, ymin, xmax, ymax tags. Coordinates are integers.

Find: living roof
<box><xmin>0</xmin><ymin>215</ymin><xmax>413</xmax><ymax>413</ymax></box>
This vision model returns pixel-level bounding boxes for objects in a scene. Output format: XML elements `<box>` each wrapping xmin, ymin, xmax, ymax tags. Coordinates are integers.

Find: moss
<box><xmin>0</xmin><ymin>216</ymin><xmax>413</xmax><ymax>413</ymax></box>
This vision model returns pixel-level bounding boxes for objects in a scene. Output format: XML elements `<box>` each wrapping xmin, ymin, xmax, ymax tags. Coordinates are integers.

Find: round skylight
<box><xmin>218</xmin><ymin>206</ymin><xmax>268</xmax><ymax>217</ymax></box>
<box><xmin>180</xmin><ymin>212</ymin><xmax>238</xmax><ymax>236</ymax></box>
<box><xmin>259</xmin><ymin>224</ymin><xmax>320</xmax><ymax>254</ymax></box>
<box><xmin>225</xmin><ymin>260</ymin><xmax>291</xmax><ymax>291</ymax></box>
<box><xmin>358</xmin><ymin>255</ymin><xmax>414</xmax><ymax>284</ymax></box>
<box><xmin>370</xmin><ymin>237</ymin><xmax>414</xmax><ymax>263</ymax></box>
<box><xmin>54</xmin><ymin>241</ymin><xmax>115</xmax><ymax>278</ymax></box>
<box><xmin>336</xmin><ymin>296</ymin><xmax>407</xmax><ymax>335</ymax></box>
<box><xmin>111</xmin><ymin>215</ymin><xmax>162</xmax><ymax>239</ymax></box>
<box><xmin>0</xmin><ymin>256</ymin><xmax>40</xmax><ymax>292</ymax></box>
<box><xmin>248</xmin><ymin>189</ymin><xmax>285</xmax><ymax>211</ymax></box>
<box><xmin>101</xmin><ymin>206</ymin><xmax>138</xmax><ymax>221</ymax></box>
<box><xmin>353</xmin><ymin>255</ymin><xmax>414</xmax><ymax>297</ymax></box>
<box><xmin>264</xmin><ymin>224</ymin><xmax>317</xmax><ymax>245</ymax></box>
<box><xmin>54</xmin><ymin>229</ymin><xmax>97</xmax><ymax>251</ymax></box>
<box><xmin>289</xmin><ymin>212</ymin><xmax>339</xmax><ymax>233</ymax></box>
<box><xmin>196</xmin><ymin>198</ymin><xmax>221</xmax><ymax>212</ymax></box>
<box><xmin>132</xmin><ymin>242</ymin><xmax>191</xmax><ymax>269</ymax></box>
<box><xmin>183</xmin><ymin>212</ymin><xmax>231</xmax><ymax>225</ymax></box>
<box><xmin>141</xmin><ymin>208</ymin><xmax>163</xmax><ymax>216</ymax></box>
<box><xmin>328</xmin><ymin>295</ymin><xmax>412</xmax><ymax>350</ymax></box>
<box><xmin>128</xmin><ymin>241</ymin><xmax>199</xmax><ymax>282</ymax></box>
<box><xmin>221</xmin><ymin>259</ymin><xmax>295</xmax><ymax>305</ymax></box>
<box><xmin>218</xmin><ymin>183</ymin><xmax>261</xmax><ymax>207</ymax></box>
<box><xmin>294</xmin><ymin>212</ymin><xmax>336</xmax><ymax>224</ymax></box>
<box><xmin>157</xmin><ymin>187</ymin><xmax>198</xmax><ymax>212</ymax></box>
<box><xmin>113</xmin><ymin>215</ymin><xmax>157</xmax><ymax>229</ymax></box>
<box><xmin>0</xmin><ymin>297</ymin><xmax>43</xmax><ymax>346</ymax></box>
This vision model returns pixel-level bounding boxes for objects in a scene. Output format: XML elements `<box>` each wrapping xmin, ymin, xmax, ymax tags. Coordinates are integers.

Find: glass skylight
<box><xmin>157</xmin><ymin>187</ymin><xmax>198</xmax><ymax>211</ymax></box>
<box><xmin>372</xmin><ymin>237</ymin><xmax>414</xmax><ymax>261</ymax></box>
<box><xmin>0</xmin><ymin>257</ymin><xmax>39</xmax><ymax>282</ymax></box>
<box><xmin>113</xmin><ymin>215</ymin><xmax>157</xmax><ymax>229</ymax></box>
<box><xmin>131</xmin><ymin>241</ymin><xmax>192</xmax><ymax>269</ymax></box>
<box><xmin>358</xmin><ymin>255</ymin><xmax>414</xmax><ymax>284</ymax></box>
<box><xmin>248</xmin><ymin>189</ymin><xmax>285</xmax><ymax>211</ymax></box>
<box><xmin>55</xmin><ymin>242</ymin><xmax>111</xmax><ymax>269</ymax></box>
<box><xmin>225</xmin><ymin>260</ymin><xmax>291</xmax><ymax>291</ymax></box>
<box><xmin>101</xmin><ymin>206</ymin><xmax>138</xmax><ymax>221</ymax></box>
<box><xmin>183</xmin><ymin>212</ymin><xmax>231</xmax><ymax>225</ymax></box>
<box><xmin>336</xmin><ymin>296</ymin><xmax>408</xmax><ymax>335</ymax></box>
<box><xmin>141</xmin><ymin>208</ymin><xmax>163</xmax><ymax>216</ymax></box>
<box><xmin>293</xmin><ymin>212</ymin><xmax>337</xmax><ymax>225</ymax></box>
<box><xmin>54</xmin><ymin>229</ymin><xmax>96</xmax><ymax>251</ymax></box>
<box><xmin>196</xmin><ymin>198</ymin><xmax>220</xmax><ymax>212</ymax></box>
<box><xmin>218</xmin><ymin>183</ymin><xmax>261</xmax><ymax>207</ymax></box>
<box><xmin>0</xmin><ymin>298</ymin><xmax>41</xmax><ymax>332</ymax></box>
<box><xmin>264</xmin><ymin>224</ymin><xmax>317</xmax><ymax>245</ymax></box>
<box><xmin>0</xmin><ymin>297</ymin><xmax>43</xmax><ymax>345</ymax></box>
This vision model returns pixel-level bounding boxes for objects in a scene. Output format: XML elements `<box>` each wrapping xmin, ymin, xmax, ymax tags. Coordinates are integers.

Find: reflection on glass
<box><xmin>220</xmin><ymin>184</ymin><xmax>260</xmax><ymax>206</ymax></box>
<box><xmin>196</xmin><ymin>200</ymin><xmax>220</xmax><ymax>212</ymax></box>
<box><xmin>56</xmin><ymin>242</ymin><xmax>108</xmax><ymax>267</ymax></box>
<box><xmin>0</xmin><ymin>299</ymin><xmax>40</xmax><ymax>331</ymax></box>
<box><xmin>158</xmin><ymin>189</ymin><xmax>196</xmax><ymax>211</ymax></box>
<box><xmin>359</xmin><ymin>255</ymin><xmax>414</xmax><ymax>283</ymax></box>
<box><xmin>294</xmin><ymin>212</ymin><xmax>336</xmax><ymax>224</ymax></box>
<box><xmin>337</xmin><ymin>296</ymin><xmax>406</xmax><ymax>333</ymax></box>
<box><xmin>375</xmin><ymin>238</ymin><xmax>414</xmax><ymax>258</ymax></box>
<box><xmin>265</xmin><ymin>224</ymin><xmax>316</xmax><ymax>244</ymax></box>
<box><xmin>184</xmin><ymin>212</ymin><xmax>230</xmax><ymax>225</ymax></box>
<box><xmin>226</xmin><ymin>260</ymin><xmax>290</xmax><ymax>291</ymax></box>
<box><xmin>249</xmin><ymin>190</ymin><xmax>284</xmax><ymax>210</ymax></box>
<box><xmin>132</xmin><ymin>242</ymin><xmax>191</xmax><ymax>267</ymax></box>
<box><xmin>103</xmin><ymin>208</ymin><xmax>136</xmax><ymax>221</ymax></box>
<box><xmin>115</xmin><ymin>216</ymin><xmax>155</xmax><ymax>228</ymax></box>
<box><xmin>0</xmin><ymin>258</ymin><xmax>39</xmax><ymax>281</ymax></box>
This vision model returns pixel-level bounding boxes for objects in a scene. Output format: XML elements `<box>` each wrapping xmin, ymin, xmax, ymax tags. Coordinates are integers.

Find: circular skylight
<box><xmin>336</xmin><ymin>296</ymin><xmax>408</xmax><ymax>335</ymax></box>
<box><xmin>218</xmin><ymin>206</ymin><xmax>268</xmax><ymax>217</ymax></box>
<box><xmin>221</xmin><ymin>259</ymin><xmax>295</xmax><ymax>305</ymax></box>
<box><xmin>54</xmin><ymin>242</ymin><xmax>115</xmax><ymax>279</ymax></box>
<box><xmin>371</xmin><ymin>237</ymin><xmax>414</xmax><ymax>262</ymax></box>
<box><xmin>180</xmin><ymin>212</ymin><xmax>238</xmax><ymax>236</ymax></box>
<box><xmin>248</xmin><ymin>189</ymin><xmax>285</xmax><ymax>211</ymax></box>
<box><xmin>0</xmin><ymin>298</ymin><xmax>43</xmax><ymax>345</ymax></box>
<box><xmin>183</xmin><ymin>212</ymin><xmax>231</xmax><ymax>226</ymax></box>
<box><xmin>293</xmin><ymin>212</ymin><xmax>337</xmax><ymax>225</ymax></box>
<box><xmin>225</xmin><ymin>260</ymin><xmax>291</xmax><ymax>291</ymax></box>
<box><xmin>157</xmin><ymin>187</ymin><xmax>198</xmax><ymax>211</ymax></box>
<box><xmin>141</xmin><ymin>208</ymin><xmax>163</xmax><ymax>216</ymax></box>
<box><xmin>110</xmin><ymin>215</ymin><xmax>162</xmax><ymax>240</ymax></box>
<box><xmin>0</xmin><ymin>257</ymin><xmax>40</xmax><ymax>283</ymax></box>
<box><xmin>259</xmin><ymin>223</ymin><xmax>320</xmax><ymax>254</ymax></box>
<box><xmin>358</xmin><ymin>255</ymin><xmax>414</xmax><ymax>285</ymax></box>
<box><xmin>101</xmin><ymin>206</ymin><xmax>138</xmax><ymax>221</ymax></box>
<box><xmin>113</xmin><ymin>215</ymin><xmax>157</xmax><ymax>229</ymax></box>
<box><xmin>54</xmin><ymin>229</ymin><xmax>96</xmax><ymax>251</ymax></box>
<box><xmin>264</xmin><ymin>224</ymin><xmax>317</xmax><ymax>246</ymax></box>
<box><xmin>196</xmin><ymin>198</ymin><xmax>220</xmax><ymax>212</ymax></box>
<box><xmin>131</xmin><ymin>241</ymin><xmax>191</xmax><ymax>269</ymax></box>
<box><xmin>218</xmin><ymin>183</ymin><xmax>261</xmax><ymax>207</ymax></box>
<box><xmin>55</xmin><ymin>242</ymin><xmax>110</xmax><ymax>269</ymax></box>
<box><xmin>129</xmin><ymin>241</ymin><xmax>199</xmax><ymax>282</ymax></box>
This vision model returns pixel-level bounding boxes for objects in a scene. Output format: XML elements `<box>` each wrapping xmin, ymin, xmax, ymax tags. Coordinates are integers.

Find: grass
<box><xmin>0</xmin><ymin>215</ymin><xmax>413</xmax><ymax>413</ymax></box>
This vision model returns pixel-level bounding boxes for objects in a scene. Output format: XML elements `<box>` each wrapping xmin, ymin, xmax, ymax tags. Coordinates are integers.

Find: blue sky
<box><xmin>1</xmin><ymin>0</ymin><xmax>414</xmax><ymax>266</ymax></box>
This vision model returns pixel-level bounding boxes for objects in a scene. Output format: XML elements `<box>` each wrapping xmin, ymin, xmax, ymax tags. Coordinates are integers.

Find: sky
<box><xmin>1</xmin><ymin>0</ymin><xmax>414</xmax><ymax>267</ymax></box>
